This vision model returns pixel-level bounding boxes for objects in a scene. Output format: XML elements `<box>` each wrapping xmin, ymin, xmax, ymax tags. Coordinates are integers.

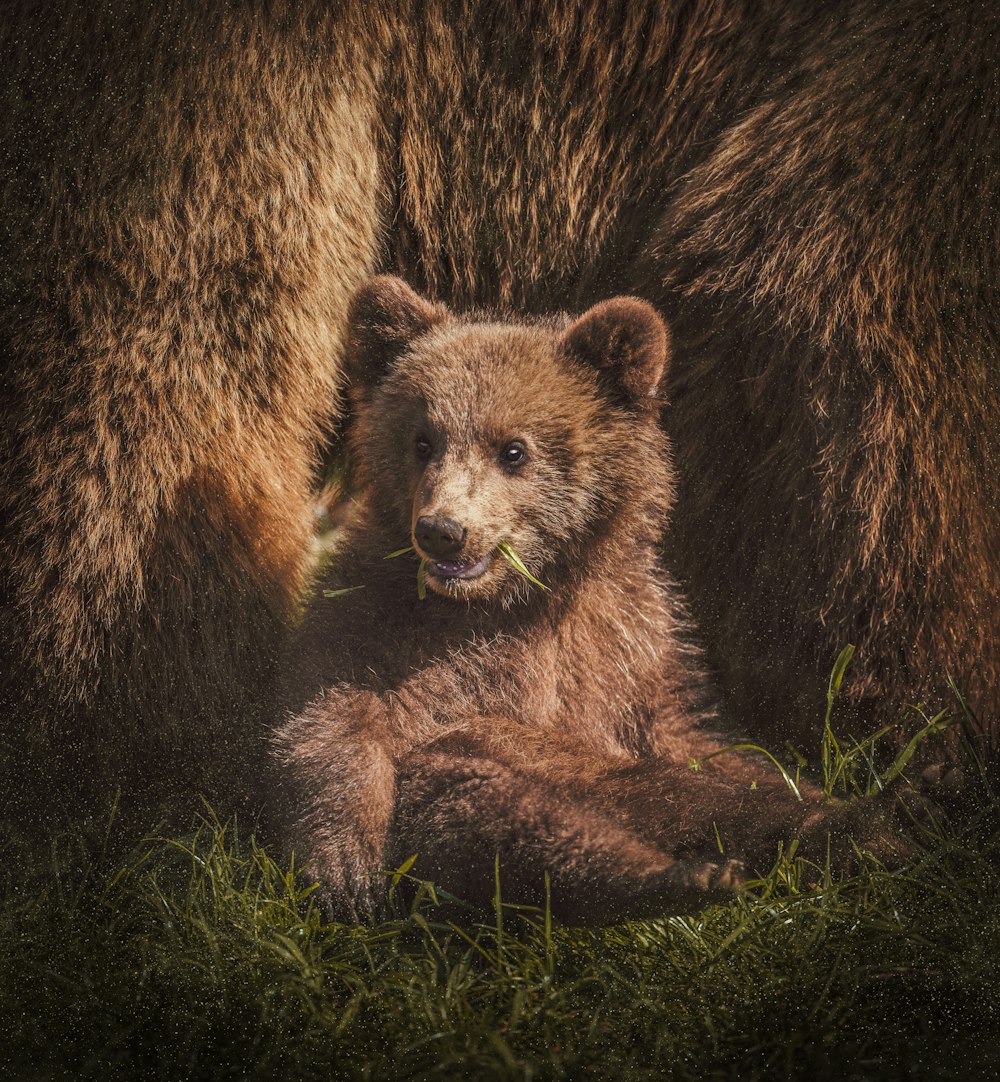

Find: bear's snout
<box><xmin>415</xmin><ymin>515</ymin><xmax>467</xmax><ymax>559</ymax></box>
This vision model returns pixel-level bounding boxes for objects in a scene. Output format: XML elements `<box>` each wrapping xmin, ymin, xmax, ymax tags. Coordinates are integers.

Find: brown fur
<box><xmin>274</xmin><ymin>278</ymin><xmax>907</xmax><ymax>923</ymax></box>
<box><xmin>0</xmin><ymin>2</ymin><xmax>387</xmax><ymax>815</ymax></box>
<box><xmin>633</xmin><ymin>2</ymin><xmax>1000</xmax><ymax>750</ymax></box>
<box><xmin>1</xmin><ymin>1</ymin><xmax>995</xmax><ymax>823</ymax></box>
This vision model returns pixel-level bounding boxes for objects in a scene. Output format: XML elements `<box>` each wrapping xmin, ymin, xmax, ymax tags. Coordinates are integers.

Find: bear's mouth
<box><xmin>426</xmin><ymin>552</ymin><xmax>493</xmax><ymax>581</ymax></box>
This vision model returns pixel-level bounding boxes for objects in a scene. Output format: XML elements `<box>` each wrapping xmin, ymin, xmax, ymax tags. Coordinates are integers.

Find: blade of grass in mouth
<box><xmin>498</xmin><ymin>541</ymin><xmax>548</xmax><ymax>591</ymax></box>
<box><xmin>386</xmin><ymin>541</ymin><xmax>546</xmax><ymax>596</ymax></box>
<box><xmin>416</xmin><ymin>558</ymin><xmax>428</xmax><ymax>600</ymax></box>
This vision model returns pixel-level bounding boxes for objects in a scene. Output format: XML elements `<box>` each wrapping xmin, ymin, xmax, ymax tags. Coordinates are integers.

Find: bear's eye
<box><xmin>500</xmin><ymin>441</ymin><xmax>527</xmax><ymax>469</ymax></box>
<box><xmin>415</xmin><ymin>434</ymin><xmax>433</xmax><ymax>459</ymax></box>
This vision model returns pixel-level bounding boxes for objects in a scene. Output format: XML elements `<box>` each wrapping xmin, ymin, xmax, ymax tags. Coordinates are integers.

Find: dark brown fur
<box><xmin>634</xmin><ymin>2</ymin><xmax>1000</xmax><ymax>751</ymax></box>
<box><xmin>1</xmin><ymin>1</ymin><xmax>995</xmax><ymax>823</ymax></box>
<box><xmin>274</xmin><ymin>278</ymin><xmax>907</xmax><ymax>923</ymax></box>
<box><xmin>0</xmin><ymin>2</ymin><xmax>386</xmax><ymax>816</ymax></box>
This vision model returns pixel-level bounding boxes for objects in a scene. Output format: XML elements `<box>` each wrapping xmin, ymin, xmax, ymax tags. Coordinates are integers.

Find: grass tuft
<box><xmin>690</xmin><ymin>744</ymin><xmax>804</xmax><ymax>801</ymax></box>
<box><xmin>417</xmin><ymin>557</ymin><xmax>428</xmax><ymax>600</ymax></box>
<box><xmin>383</xmin><ymin>544</ymin><xmax>429</xmax><ymax>600</ymax></box>
<box><xmin>3</xmin><ymin>799</ymin><xmax>997</xmax><ymax>1080</ymax></box>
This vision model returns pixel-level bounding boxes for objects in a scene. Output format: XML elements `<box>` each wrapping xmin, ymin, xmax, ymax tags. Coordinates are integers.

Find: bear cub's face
<box><xmin>345</xmin><ymin>277</ymin><xmax>671</xmax><ymax>603</ymax></box>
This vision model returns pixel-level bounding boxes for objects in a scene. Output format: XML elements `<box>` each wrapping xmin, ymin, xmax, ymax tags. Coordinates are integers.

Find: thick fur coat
<box><xmin>1</xmin><ymin>1</ymin><xmax>996</xmax><ymax>819</ymax></box>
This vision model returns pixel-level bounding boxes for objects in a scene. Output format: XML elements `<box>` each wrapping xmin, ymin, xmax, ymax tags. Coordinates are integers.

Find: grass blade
<box><xmin>691</xmin><ymin>743</ymin><xmax>803</xmax><ymax>801</ymax></box>
<box><xmin>417</xmin><ymin>558</ymin><xmax>428</xmax><ymax>600</ymax></box>
<box><xmin>322</xmin><ymin>585</ymin><xmax>366</xmax><ymax>599</ymax></box>
<box><xmin>881</xmin><ymin>708</ymin><xmax>956</xmax><ymax>785</ymax></box>
<box><xmin>822</xmin><ymin>645</ymin><xmax>855</xmax><ymax>794</ymax></box>
<box><xmin>497</xmin><ymin>541</ymin><xmax>548</xmax><ymax>591</ymax></box>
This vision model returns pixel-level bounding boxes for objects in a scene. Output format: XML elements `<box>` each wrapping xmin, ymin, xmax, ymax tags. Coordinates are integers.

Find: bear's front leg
<box><xmin>388</xmin><ymin>745</ymin><xmax>745</xmax><ymax>925</ymax></box>
<box><xmin>274</xmin><ymin>690</ymin><xmax>406</xmax><ymax>920</ymax></box>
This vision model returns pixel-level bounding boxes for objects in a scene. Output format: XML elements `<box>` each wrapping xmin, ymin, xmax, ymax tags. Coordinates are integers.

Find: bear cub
<box><xmin>274</xmin><ymin>276</ymin><xmax>905</xmax><ymax>924</ymax></box>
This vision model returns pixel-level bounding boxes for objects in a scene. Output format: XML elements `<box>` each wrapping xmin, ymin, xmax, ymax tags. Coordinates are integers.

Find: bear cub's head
<box><xmin>344</xmin><ymin>276</ymin><xmax>673</xmax><ymax>603</ymax></box>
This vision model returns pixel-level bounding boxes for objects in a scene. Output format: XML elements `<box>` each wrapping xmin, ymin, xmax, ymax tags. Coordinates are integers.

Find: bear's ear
<box><xmin>561</xmin><ymin>297</ymin><xmax>670</xmax><ymax>408</ymax></box>
<box><xmin>345</xmin><ymin>276</ymin><xmax>446</xmax><ymax>391</ymax></box>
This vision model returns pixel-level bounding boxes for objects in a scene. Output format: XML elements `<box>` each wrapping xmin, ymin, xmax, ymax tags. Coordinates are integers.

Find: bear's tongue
<box><xmin>429</xmin><ymin>553</ymin><xmax>492</xmax><ymax>580</ymax></box>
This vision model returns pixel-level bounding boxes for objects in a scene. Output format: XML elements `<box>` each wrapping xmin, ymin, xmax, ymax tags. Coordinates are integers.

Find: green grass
<box><xmin>382</xmin><ymin>541</ymin><xmax>546</xmax><ymax>600</ymax></box>
<box><xmin>2</xmin><ymin>666</ymin><xmax>998</xmax><ymax>1081</ymax></box>
<box><xmin>497</xmin><ymin>541</ymin><xmax>547</xmax><ymax>592</ymax></box>
<box><xmin>2</xmin><ymin>806</ymin><xmax>998</xmax><ymax>1081</ymax></box>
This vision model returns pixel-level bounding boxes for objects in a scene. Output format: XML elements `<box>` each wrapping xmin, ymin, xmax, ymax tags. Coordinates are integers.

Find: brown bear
<box><xmin>273</xmin><ymin>277</ymin><xmax>909</xmax><ymax>923</ymax></box>
<box><xmin>1</xmin><ymin>1</ymin><xmax>995</xmax><ymax>825</ymax></box>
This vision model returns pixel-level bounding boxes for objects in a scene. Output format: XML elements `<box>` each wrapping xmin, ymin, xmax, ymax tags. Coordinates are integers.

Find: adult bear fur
<box><xmin>1</xmin><ymin>0</ymin><xmax>996</xmax><ymax>819</ymax></box>
<box><xmin>636</xmin><ymin>2</ymin><xmax>1000</xmax><ymax>749</ymax></box>
<box><xmin>0</xmin><ymin>3</ymin><xmax>388</xmax><ymax>817</ymax></box>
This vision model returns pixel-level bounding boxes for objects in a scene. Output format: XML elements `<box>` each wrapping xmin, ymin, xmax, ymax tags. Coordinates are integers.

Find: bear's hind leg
<box><xmin>593</xmin><ymin>755</ymin><xmax>916</xmax><ymax>873</ymax></box>
<box><xmin>388</xmin><ymin>748</ymin><xmax>744</xmax><ymax>926</ymax></box>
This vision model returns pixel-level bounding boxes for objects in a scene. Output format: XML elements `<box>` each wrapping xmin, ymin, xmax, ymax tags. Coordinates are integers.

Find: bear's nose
<box><xmin>414</xmin><ymin>515</ymin><xmax>466</xmax><ymax>559</ymax></box>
